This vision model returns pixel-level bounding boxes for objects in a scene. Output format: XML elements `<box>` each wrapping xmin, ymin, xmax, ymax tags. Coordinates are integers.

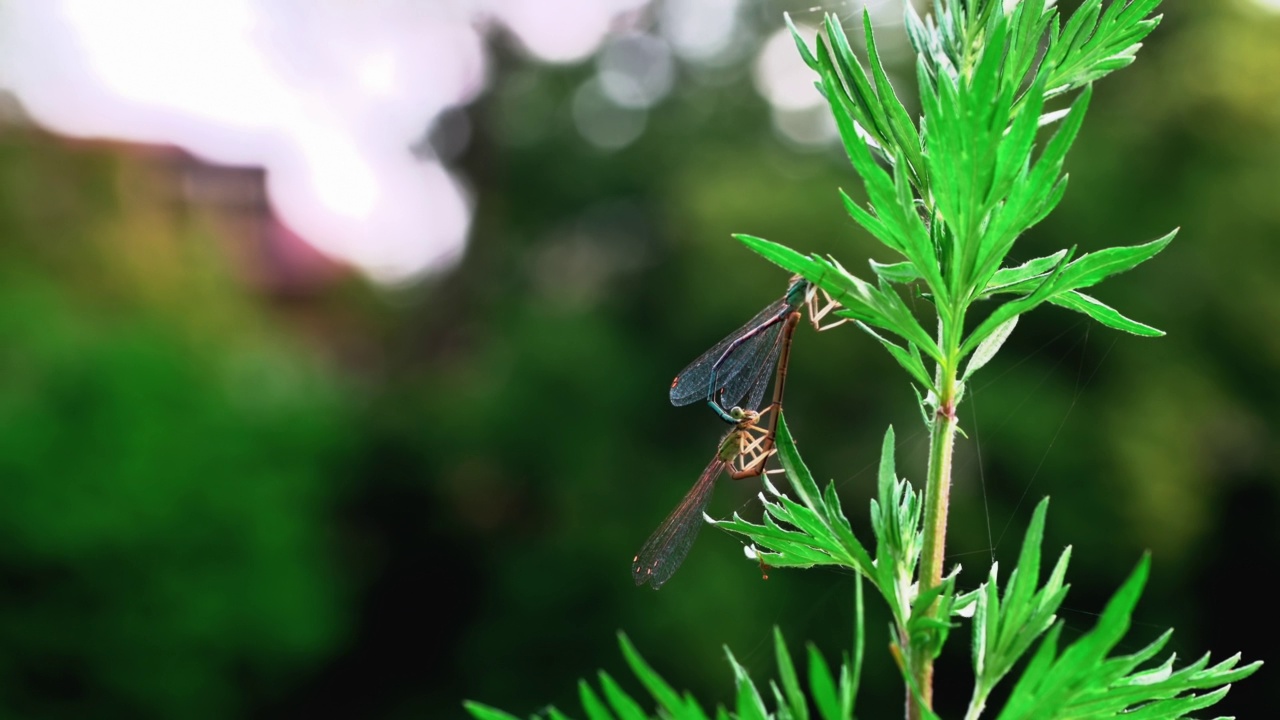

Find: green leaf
<box><xmin>738</xmin><ymin>235</ymin><xmax>942</xmax><ymax>360</ymax></box>
<box><xmin>819</xmin><ymin>484</ymin><xmax>875</xmax><ymax>572</ymax></box>
<box><xmin>1005</xmin><ymin>1</ymin><xmax>1053</xmax><ymax>96</ymax></box>
<box><xmin>784</xmin><ymin>13</ymin><xmax>818</xmax><ymax>72</ymax></box>
<box><xmin>969</xmin><ymin>229</ymin><xmax>1173</xmax><ymax>354</ymax></box>
<box><xmin>1057</xmin><ymin>0</ymin><xmax>1103</xmax><ymax>69</ymax></box>
<box><xmin>734</xmin><ymin>234</ymin><xmax>824</xmax><ymax>279</ymax></box>
<box><xmin>869</xmin><ymin>464</ymin><xmax>923</xmax><ymax>582</ymax></box>
<box><xmin>725</xmin><ymin>647</ymin><xmax>769</xmax><ymax>720</ymax></box>
<box><xmin>839</xmin><ymin>188</ymin><xmax>901</xmax><ymax>256</ymax></box>
<box><xmin>618</xmin><ymin>633</ymin><xmax>703</xmax><ymax>718</ymax></box>
<box><xmin>961</xmin><ymin>247</ymin><xmax>1075</xmax><ymax>358</ymax></box>
<box><xmin>974</xmin><ymin>87</ymin><xmax>1091</xmax><ymax>287</ymax></box>
<box><xmin>994</xmin><ymin>551</ymin><xmax>1260</xmax><ymax>719</ymax></box>
<box><xmin>598</xmin><ymin>670</ymin><xmax>648</xmax><ymax>720</ymax></box>
<box><xmin>807</xmin><ymin>644</ymin><xmax>841</xmax><ymax>720</ymax></box>
<box><xmin>969</xmin><ymin>500</ymin><xmax>1076</xmax><ymax>719</ymax></box>
<box><xmin>769</xmin><ymin>682</ymin><xmax>793</xmax><ymax>720</ymax></box>
<box><xmin>973</xmin><ymin>564</ymin><xmax>1000</xmax><ymax>678</ymax></box>
<box><xmin>980</xmin><ymin>250</ymin><xmax>1069</xmax><ymax>298</ymax></box>
<box><xmin>774</xmin><ymin>628</ymin><xmax>808</xmax><ymax>720</ymax></box>
<box><xmin>983</xmin><ymin>71</ymin><xmax>1046</xmax><ymax>233</ymax></box>
<box><xmin>808</xmin><ymin>20</ymin><xmax>944</xmax><ymax>294</ymax></box>
<box><xmin>857</xmin><ymin>322</ymin><xmax>935</xmax><ymax>392</ymax></box>
<box><xmin>907</xmin><ymin>578</ymin><xmax>957</xmax><ymax>657</ymax></box>
<box><xmin>875</xmin><ymin>426</ymin><xmax>900</xmax><ymax>546</ymax></box>
<box><xmin>718</xmin><ymin>513</ymin><xmax>838</xmax><ymax>569</ymax></box>
<box><xmin>1006</xmin><ymin>499</ymin><xmax>1049</xmax><ymax>616</ymax></box>
<box><xmin>580</xmin><ymin>679</ymin><xmax>616</xmax><ymax>720</ymax></box>
<box><xmin>1041</xmin><ymin>0</ymin><xmax>1164</xmax><ymax>96</ymax></box>
<box><xmin>822</xmin><ymin>15</ymin><xmax>892</xmax><ymax>149</ymax></box>
<box><xmin>716</xmin><ymin>416</ymin><xmax>874</xmax><ymax>575</ymax></box>
<box><xmin>1048</xmin><ymin>290</ymin><xmax>1164</xmax><ymax>336</ymax></box>
<box><xmin>869</xmin><ymin>259</ymin><xmax>922</xmax><ymax>284</ymax></box>
<box><xmin>729</xmin><ymin>506</ymin><xmax>807</xmax><ymax>548</ymax></box>
<box><xmin>848</xmin><ymin>574</ymin><xmax>865</xmax><ymax>715</ymax></box>
<box><xmin>1054</xmin><ymin>230</ymin><xmax>1177</xmax><ymax>291</ymax></box>
<box><xmin>962</xmin><ymin>315</ymin><xmax>1016</xmax><ymax>382</ymax></box>
<box><xmin>861</xmin><ymin>10</ymin><xmax>926</xmax><ymax>192</ymax></box>
<box><xmin>772</xmin><ymin>412</ymin><xmax>826</xmax><ymax>515</ymax></box>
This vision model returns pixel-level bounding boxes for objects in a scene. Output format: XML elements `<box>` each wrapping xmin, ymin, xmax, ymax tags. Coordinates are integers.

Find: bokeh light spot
<box><xmin>753</xmin><ymin>24</ymin><xmax>824</xmax><ymax>111</ymax></box>
<box><xmin>660</xmin><ymin>0</ymin><xmax>743</xmax><ymax>63</ymax></box>
<box><xmin>572</xmin><ymin>78</ymin><xmax>647</xmax><ymax>150</ymax></box>
<box><xmin>597</xmin><ymin>34</ymin><xmax>675</xmax><ymax>109</ymax></box>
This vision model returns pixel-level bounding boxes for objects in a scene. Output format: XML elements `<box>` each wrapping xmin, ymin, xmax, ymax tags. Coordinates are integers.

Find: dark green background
<box><xmin>0</xmin><ymin>1</ymin><xmax>1272</xmax><ymax>717</ymax></box>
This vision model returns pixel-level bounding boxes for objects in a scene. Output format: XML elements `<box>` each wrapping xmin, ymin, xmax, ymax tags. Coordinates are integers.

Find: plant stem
<box><xmin>965</xmin><ymin>685</ymin><xmax>990</xmax><ymax>720</ymax></box>
<box><xmin>909</xmin><ymin>356</ymin><xmax>960</xmax><ymax>719</ymax></box>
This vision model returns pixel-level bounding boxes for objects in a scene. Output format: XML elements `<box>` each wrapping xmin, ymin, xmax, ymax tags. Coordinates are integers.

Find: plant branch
<box><xmin>910</xmin><ymin>340</ymin><xmax>960</xmax><ymax>717</ymax></box>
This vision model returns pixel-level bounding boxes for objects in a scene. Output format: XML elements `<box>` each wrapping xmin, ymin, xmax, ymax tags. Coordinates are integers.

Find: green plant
<box><xmin>465</xmin><ymin>0</ymin><xmax>1261</xmax><ymax>717</ymax></box>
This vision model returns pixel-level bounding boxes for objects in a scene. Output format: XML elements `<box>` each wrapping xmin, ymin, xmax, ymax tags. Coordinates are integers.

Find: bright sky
<box><xmin>0</xmin><ymin>0</ymin><xmax>851</xmax><ymax>283</ymax></box>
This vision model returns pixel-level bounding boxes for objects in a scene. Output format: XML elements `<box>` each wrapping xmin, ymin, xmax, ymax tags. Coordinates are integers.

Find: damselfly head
<box><xmin>785</xmin><ymin>274</ymin><xmax>810</xmax><ymax>308</ymax></box>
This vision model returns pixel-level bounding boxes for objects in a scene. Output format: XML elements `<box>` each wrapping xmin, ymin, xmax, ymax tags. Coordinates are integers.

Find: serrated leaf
<box><xmin>1049</xmin><ymin>290</ymin><xmax>1164</xmax><ymax>336</ymax></box>
<box><xmin>718</xmin><ymin>420</ymin><xmax>874</xmax><ymax>575</ymax></box>
<box><xmin>962</xmin><ymin>246</ymin><xmax>1074</xmax><ymax>358</ymax></box>
<box><xmin>974</xmin><ymin>88</ymin><xmax>1091</xmax><ymax>286</ymax></box>
<box><xmin>1041</xmin><ymin>0</ymin><xmax>1164</xmax><ymax>96</ymax></box>
<box><xmin>1056</xmin><ymin>230</ymin><xmax>1176</xmax><ymax>291</ymax></box>
<box><xmin>982</xmin><ymin>250</ymin><xmax>1069</xmax><ymax>297</ymax></box>
<box><xmin>820</xmin><ymin>16</ymin><xmax>890</xmax><ymax>142</ymax></box>
<box><xmin>976</xmin><ymin>568</ymin><xmax>997</xmax><ymax>674</ymax></box>
<box><xmin>997</xmin><ymin>558</ymin><xmax>1154</xmax><ymax>719</ymax></box>
<box><xmin>768</xmin><ymin>494</ymin><xmax>845</xmax><ymax>546</ymax></box>
<box><xmin>717</xmin><ymin>514</ymin><xmax>836</xmax><ymax>567</ymax></box>
<box><xmin>970</xmin><ymin>231</ymin><xmax>1173</xmax><ymax>351</ymax></box>
<box><xmin>811</xmin><ymin>25</ymin><xmax>944</xmax><ymax>293</ymax></box>
<box><xmin>737</xmin><ymin>235</ymin><xmax>937</xmax><ymax>354</ymax></box>
<box><xmin>862</xmin><ymin>10</ymin><xmax>926</xmax><ymax>191</ymax></box>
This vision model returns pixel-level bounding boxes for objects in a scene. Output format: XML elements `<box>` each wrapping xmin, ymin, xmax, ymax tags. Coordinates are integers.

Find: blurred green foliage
<box><xmin>0</xmin><ymin>134</ymin><xmax>353</xmax><ymax>717</ymax></box>
<box><xmin>0</xmin><ymin>1</ymin><xmax>1276</xmax><ymax>718</ymax></box>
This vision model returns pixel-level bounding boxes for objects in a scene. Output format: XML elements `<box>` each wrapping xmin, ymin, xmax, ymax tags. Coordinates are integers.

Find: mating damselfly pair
<box><xmin>632</xmin><ymin>276</ymin><xmax>844</xmax><ymax>589</ymax></box>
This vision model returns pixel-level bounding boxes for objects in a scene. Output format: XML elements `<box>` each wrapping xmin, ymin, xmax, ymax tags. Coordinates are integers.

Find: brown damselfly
<box><xmin>634</xmin><ymin>310</ymin><xmax>802</xmax><ymax>589</ymax></box>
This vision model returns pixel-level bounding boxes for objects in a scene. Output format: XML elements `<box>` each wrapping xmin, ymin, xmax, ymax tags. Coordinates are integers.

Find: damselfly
<box><xmin>635</xmin><ymin>311</ymin><xmax>802</xmax><ymax>588</ymax></box>
<box><xmin>669</xmin><ymin>275</ymin><xmax>842</xmax><ymax>424</ymax></box>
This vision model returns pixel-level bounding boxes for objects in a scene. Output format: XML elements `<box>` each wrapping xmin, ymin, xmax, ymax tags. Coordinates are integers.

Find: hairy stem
<box><xmin>909</xmin><ymin>356</ymin><xmax>960</xmax><ymax>719</ymax></box>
